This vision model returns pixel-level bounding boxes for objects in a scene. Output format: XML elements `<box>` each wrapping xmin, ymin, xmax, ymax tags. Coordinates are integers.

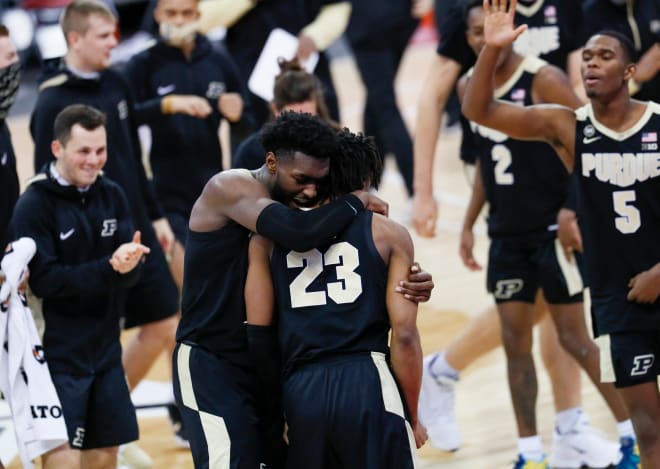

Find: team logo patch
<box><xmin>583</xmin><ymin>125</ymin><xmax>596</xmax><ymax>138</ymax></box>
<box><xmin>631</xmin><ymin>354</ymin><xmax>654</xmax><ymax>376</ymax></box>
<box><xmin>642</xmin><ymin>132</ymin><xmax>658</xmax><ymax>150</ymax></box>
<box><xmin>206</xmin><ymin>81</ymin><xmax>226</xmax><ymax>99</ymax></box>
<box><xmin>32</xmin><ymin>345</ymin><xmax>46</xmax><ymax>364</ymax></box>
<box><xmin>101</xmin><ymin>219</ymin><xmax>117</xmax><ymax>237</ymax></box>
<box><xmin>493</xmin><ymin>279</ymin><xmax>524</xmax><ymax>300</ymax></box>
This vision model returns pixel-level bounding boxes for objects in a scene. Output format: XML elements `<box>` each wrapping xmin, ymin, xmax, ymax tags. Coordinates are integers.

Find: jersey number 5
<box><xmin>287</xmin><ymin>241</ymin><xmax>363</xmax><ymax>308</ymax></box>
<box><xmin>613</xmin><ymin>190</ymin><xmax>641</xmax><ymax>234</ymax></box>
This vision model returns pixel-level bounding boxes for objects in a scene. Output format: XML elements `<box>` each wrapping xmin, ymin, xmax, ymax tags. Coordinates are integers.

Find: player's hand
<box><xmin>218</xmin><ymin>92</ymin><xmax>243</xmax><ymax>122</ymax></box>
<box><xmin>556</xmin><ymin>208</ymin><xmax>582</xmax><ymax>262</ymax></box>
<box><xmin>411</xmin><ymin>0</ymin><xmax>433</xmax><ymax>18</ymax></box>
<box><xmin>152</xmin><ymin>217</ymin><xmax>175</xmax><ymax>258</ymax></box>
<box><xmin>459</xmin><ymin>227</ymin><xmax>482</xmax><ymax>271</ymax></box>
<box><xmin>413</xmin><ymin>421</ymin><xmax>428</xmax><ymax>448</ymax></box>
<box><xmin>397</xmin><ymin>262</ymin><xmax>434</xmax><ymax>303</ymax></box>
<box><xmin>412</xmin><ymin>192</ymin><xmax>438</xmax><ymax>238</ymax></box>
<box><xmin>627</xmin><ymin>263</ymin><xmax>660</xmax><ymax>304</ymax></box>
<box><xmin>163</xmin><ymin>95</ymin><xmax>212</xmax><ymax>118</ymax></box>
<box><xmin>296</xmin><ymin>33</ymin><xmax>317</xmax><ymax>61</ymax></box>
<box><xmin>483</xmin><ymin>0</ymin><xmax>528</xmax><ymax>48</ymax></box>
<box><xmin>352</xmin><ymin>190</ymin><xmax>389</xmax><ymax>217</ymax></box>
<box><xmin>110</xmin><ymin>231</ymin><xmax>151</xmax><ymax>274</ymax></box>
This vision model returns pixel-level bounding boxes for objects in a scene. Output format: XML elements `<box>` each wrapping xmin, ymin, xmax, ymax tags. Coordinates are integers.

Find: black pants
<box><xmin>351</xmin><ymin>23</ymin><xmax>417</xmax><ymax>196</ymax></box>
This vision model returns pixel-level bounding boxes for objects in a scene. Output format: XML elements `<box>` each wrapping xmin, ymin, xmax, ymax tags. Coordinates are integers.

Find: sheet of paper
<box><xmin>248</xmin><ymin>28</ymin><xmax>319</xmax><ymax>102</ymax></box>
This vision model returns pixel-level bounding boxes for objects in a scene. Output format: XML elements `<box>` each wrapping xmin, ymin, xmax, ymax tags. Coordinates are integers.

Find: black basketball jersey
<box><xmin>270</xmin><ymin>211</ymin><xmax>390</xmax><ymax>377</ymax></box>
<box><xmin>471</xmin><ymin>56</ymin><xmax>569</xmax><ymax>239</ymax></box>
<box><xmin>177</xmin><ymin>220</ymin><xmax>251</xmax><ymax>368</ymax></box>
<box><xmin>574</xmin><ymin>102</ymin><xmax>660</xmax><ymax>335</ymax></box>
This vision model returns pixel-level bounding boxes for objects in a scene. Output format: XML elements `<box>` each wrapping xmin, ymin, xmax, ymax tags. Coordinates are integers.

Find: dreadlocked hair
<box><xmin>328</xmin><ymin>128</ymin><xmax>383</xmax><ymax>199</ymax></box>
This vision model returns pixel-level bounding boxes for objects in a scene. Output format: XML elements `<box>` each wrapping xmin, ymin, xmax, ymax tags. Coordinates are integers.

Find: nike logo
<box><xmin>157</xmin><ymin>84</ymin><xmax>176</xmax><ymax>96</ymax></box>
<box><xmin>59</xmin><ymin>228</ymin><xmax>75</xmax><ymax>240</ymax></box>
<box><xmin>582</xmin><ymin>136</ymin><xmax>602</xmax><ymax>144</ymax></box>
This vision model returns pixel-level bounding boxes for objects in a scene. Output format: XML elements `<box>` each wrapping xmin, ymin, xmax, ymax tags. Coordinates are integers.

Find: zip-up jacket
<box><xmin>8</xmin><ymin>168</ymin><xmax>141</xmax><ymax>374</ymax></box>
<box><xmin>30</xmin><ymin>65</ymin><xmax>164</xmax><ymax>229</ymax></box>
<box><xmin>124</xmin><ymin>35</ymin><xmax>251</xmax><ymax>217</ymax></box>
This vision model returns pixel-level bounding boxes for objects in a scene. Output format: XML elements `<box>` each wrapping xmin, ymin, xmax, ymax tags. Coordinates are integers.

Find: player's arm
<box><xmin>412</xmin><ymin>54</ymin><xmax>462</xmax><ymax>237</ymax></box>
<box><xmin>462</xmin><ymin>0</ymin><xmax>576</xmax><ymax>167</ymax></box>
<box><xmin>191</xmin><ymin>170</ymin><xmax>383</xmax><ymax>252</ymax></box>
<box><xmin>298</xmin><ymin>1</ymin><xmax>351</xmax><ymax>59</ymax></box>
<box><xmin>245</xmin><ymin>234</ymin><xmax>275</xmax><ymax>327</ymax></box>
<box><xmin>384</xmin><ymin>220</ymin><xmax>426</xmax><ymax>448</ymax></box>
<box><xmin>198</xmin><ymin>0</ymin><xmax>255</xmax><ymax>32</ymax></box>
<box><xmin>245</xmin><ymin>234</ymin><xmax>281</xmax><ymax>404</ymax></box>
<box><xmin>459</xmin><ymin>160</ymin><xmax>486</xmax><ymax>271</ymax></box>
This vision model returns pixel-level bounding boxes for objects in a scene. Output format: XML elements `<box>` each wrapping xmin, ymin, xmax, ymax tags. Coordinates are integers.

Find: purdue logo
<box><xmin>494</xmin><ymin>279</ymin><xmax>524</xmax><ymax>300</ymax></box>
<box><xmin>101</xmin><ymin>219</ymin><xmax>117</xmax><ymax>237</ymax></box>
<box><xmin>206</xmin><ymin>81</ymin><xmax>226</xmax><ymax>99</ymax></box>
<box><xmin>631</xmin><ymin>354</ymin><xmax>655</xmax><ymax>376</ymax></box>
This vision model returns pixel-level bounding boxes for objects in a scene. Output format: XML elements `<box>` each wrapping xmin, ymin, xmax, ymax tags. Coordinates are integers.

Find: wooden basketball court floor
<box><xmin>5</xmin><ymin>38</ymin><xmax>623</xmax><ymax>468</ymax></box>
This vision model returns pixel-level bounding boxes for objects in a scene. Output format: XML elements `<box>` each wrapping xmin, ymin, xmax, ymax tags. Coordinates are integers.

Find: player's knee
<box><xmin>500</xmin><ymin>328</ymin><xmax>532</xmax><ymax>355</ymax></box>
<box><xmin>139</xmin><ymin>314</ymin><xmax>178</xmax><ymax>345</ymax></box>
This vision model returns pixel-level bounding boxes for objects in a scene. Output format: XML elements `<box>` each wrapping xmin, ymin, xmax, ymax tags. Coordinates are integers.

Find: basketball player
<box><xmin>173</xmin><ymin>112</ymin><xmax>431</xmax><ymax>468</ymax></box>
<box><xmin>245</xmin><ymin>129</ymin><xmax>427</xmax><ymax>468</ymax></box>
<box><xmin>463</xmin><ymin>0</ymin><xmax>660</xmax><ymax>466</ymax></box>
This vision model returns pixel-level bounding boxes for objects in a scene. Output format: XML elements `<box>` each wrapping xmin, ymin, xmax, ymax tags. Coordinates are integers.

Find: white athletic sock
<box><xmin>555</xmin><ymin>407</ymin><xmax>583</xmax><ymax>434</ymax></box>
<box><xmin>518</xmin><ymin>435</ymin><xmax>544</xmax><ymax>461</ymax></box>
<box><xmin>429</xmin><ymin>350</ymin><xmax>459</xmax><ymax>380</ymax></box>
<box><xmin>617</xmin><ymin>419</ymin><xmax>635</xmax><ymax>440</ymax></box>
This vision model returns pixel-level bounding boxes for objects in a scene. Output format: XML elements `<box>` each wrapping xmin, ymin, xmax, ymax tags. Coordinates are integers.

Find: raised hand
<box><xmin>483</xmin><ymin>0</ymin><xmax>527</xmax><ymax>48</ymax></box>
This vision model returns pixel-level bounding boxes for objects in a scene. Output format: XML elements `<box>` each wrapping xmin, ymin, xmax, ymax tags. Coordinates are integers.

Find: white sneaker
<box><xmin>117</xmin><ymin>443</ymin><xmax>153</xmax><ymax>469</ymax></box>
<box><xmin>418</xmin><ymin>353</ymin><xmax>461</xmax><ymax>451</ymax></box>
<box><xmin>549</xmin><ymin>413</ymin><xmax>620</xmax><ymax>469</ymax></box>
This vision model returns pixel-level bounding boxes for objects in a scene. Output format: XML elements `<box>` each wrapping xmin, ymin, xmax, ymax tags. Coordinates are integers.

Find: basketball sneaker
<box><xmin>617</xmin><ymin>436</ymin><xmax>641</xmax><ymax>469</ymax></box>
<box><xmin>418</xmin><ymin>353</ymin><xmax>461</xmax><ymax>451</ymax></box>
<box><xmin>512</xmin><ymin>454</ymin><xmax>549</xmax><ymax>469</ymax></box>
<box><xmin>117</xmin><ymin>443</ymin><xmax>153</xmax><ymax>469</ymax></box>
<box><xmin>549</xmin><ymin>412</ymin><xmax>620</xmax><ymax>468</ymax></box>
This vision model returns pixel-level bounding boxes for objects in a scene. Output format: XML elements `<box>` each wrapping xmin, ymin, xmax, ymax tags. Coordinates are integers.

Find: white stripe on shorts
<box><xmin>176</xmin><ymin>344</ymin><xmax>232</xmax><ymax>469</ymax></box>
<box><xmin>200</xmin><ymin>411</ymin><xmax>231</xmax><ymax>469</ymax></box>
<box><xmin>371</xmin><ymin>352</ymin><xmax>419</xmax><ymax>468</ymax></box>
<box><xmin>595</xmin><ymin>334</ymin><xmax>616</xmax><ymax>383</ymax></box>
<box><xmin>177</xmin><ymin>343</ymin><xmax>198</xmax><ymax>410</ymax></box>
<box><xmin>554</xmin><ymin>238</ymin><xmax>584</xmax><ymax>296</ymax></box>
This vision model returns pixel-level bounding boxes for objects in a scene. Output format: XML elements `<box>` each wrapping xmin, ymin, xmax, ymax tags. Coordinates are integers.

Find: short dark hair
<box><xmin>54</xmin><ymin>104</ymin><xmax>106</xmax><ymax>146</ymax></box>
<box><xmin>0</xmin><ymin>24</ymin><xmax>9</xmax><ymax>37</ymax></box>
<box><xmin>327</xmin><ymin>129</ymin><xmax>383</xmax><ymax>199</ymax></box>
<box><xmin>591</xmin><ymin>30</ymin><xmax>637</xmax><ymax>64</ymax></box>
<box><xmin>259</xmin><ymin>111</ymin><xmax>338</xmax><ymax>162</ymax></box>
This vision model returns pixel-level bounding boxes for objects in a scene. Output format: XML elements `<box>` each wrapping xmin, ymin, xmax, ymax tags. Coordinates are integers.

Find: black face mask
<box><xmin>0</xmin><ymin>61</ymin><xmax>20</xmax><ymax>121</ymax></box>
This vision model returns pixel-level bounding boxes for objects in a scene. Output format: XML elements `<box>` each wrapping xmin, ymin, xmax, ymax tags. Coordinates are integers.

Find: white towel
<box><xmin>0</xmin><ymin>237</ymin><xmax>36</xmax><ymax>303</ymax></box>
<box><xmin>0</xmin><ymin>238</ymin><xmax>68</xmax><ymax>468</ymax></box>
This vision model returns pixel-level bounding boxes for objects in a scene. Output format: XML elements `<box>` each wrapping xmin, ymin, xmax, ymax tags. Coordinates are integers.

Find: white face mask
<box><xmin>159</xmin><ymin>21</ymin><xmax>199</xmax><ymax>47</ymax></box>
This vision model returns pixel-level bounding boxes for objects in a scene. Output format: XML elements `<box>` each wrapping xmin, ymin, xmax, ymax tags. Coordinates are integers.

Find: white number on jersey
<box><xmin>287</xmin><ymin>241</ymin><xmax>363</xmax><ymax>308</ymax></box>
<box><xmin>492</xmin><ymin>144</ymin><xmax>514</xmax><ymax>185</ymax></box>
<box><xmin>613</xmin><ymin>190</ymin><xmax>641</xmax><ymax>234</ymax></box>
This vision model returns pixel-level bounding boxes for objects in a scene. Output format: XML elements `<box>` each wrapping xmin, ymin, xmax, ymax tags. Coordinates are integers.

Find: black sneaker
<box><xmin>167</xmin><ymin>403</ymin><xmax>190</xmax><ymax>448</ymax></box>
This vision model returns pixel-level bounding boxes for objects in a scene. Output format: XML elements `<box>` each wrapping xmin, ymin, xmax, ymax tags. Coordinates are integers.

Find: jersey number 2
<box><xmin>287</xmin><ymin>241</ymin><xmax>363</xmax><ymax>308</ymax></box>
<box><xmin>613</xmin><ymin>190</ymin><xmax>641</xmax><ymax>234</ymax></box>
<box><xmin>492</xmin><ymin>144</ymin><xmax>514</xmax><ymax>185</ymax></box>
